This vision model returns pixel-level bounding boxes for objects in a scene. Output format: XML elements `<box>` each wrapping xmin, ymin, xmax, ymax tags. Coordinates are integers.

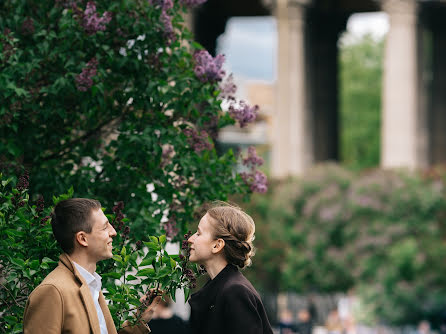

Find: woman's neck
<box><xmin>204</xmin><ymin>256</ymin><xmax>228</xmax><ymax>280</ymax></box>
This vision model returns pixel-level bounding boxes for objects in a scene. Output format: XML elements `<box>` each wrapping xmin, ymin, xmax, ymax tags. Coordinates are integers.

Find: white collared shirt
<box><xmin>73</xmin><ymin>261</ymin><xmax>108</xmax><ymax>334</ymax></box>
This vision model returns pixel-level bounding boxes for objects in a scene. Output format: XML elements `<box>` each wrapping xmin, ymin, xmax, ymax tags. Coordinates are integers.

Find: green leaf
<box><xmin>129</xmin><ymin>252</ymin><xmax>138</xmax><ymax>267</ymax></box>
<box><xmin>113</xmin><ymin>255</ymin><xmax>123</xmax><ymax>263</ymax></box>
<box><xmin>11</xmin><ymin>258</ymin><xmax>25</xmax><ymax>267</ymax></box>
<box><xmin>126</xmin><ymin>275</ymin><xmax>138</xmax><ymax>281</ymax></box>
<box><xmin>102</xmin><ymin>272</ymin><xmax>122</xmax><ymax>279</ymax></box>
<box><xmin>143</xmin><ymin>241</ymin><xmax>160</xmax><ymax>252</ymax></box>
<box><xmin>29</xmin><ymin>259</ymin><xmax>39</xmax><ymax>270</ymax></box>
<box><xmin>169</xmin><ymin>289</ymin><xmax>176</xmax><ymax>302</ymax></box>
<box><xmin>184</xmin><ymin>287</ymin><xmax>191</xmax><ymax>302</ymax></box>
<box><xmin>140</xmin><ymin>255</ymin><xmax>156</xmax><ymax>267</ymax></box>
<box><xmin>136</xmin><ymin>268</ymin><xmax>155</xmax><ymax>277</ymax></box>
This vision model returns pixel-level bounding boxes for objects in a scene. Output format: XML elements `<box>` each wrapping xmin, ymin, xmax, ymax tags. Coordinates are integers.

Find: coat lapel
<box><xmin>79</xmin><ymin>284</ymin><xmax>101</xmax><ymax>334</ymax></box>
<box><xmin>59</xmin><ymin>254</ymin><xmax>101</xmax><ymax>334</ymax></box>
<box><xmin>99</xmin><ymin>291</ymin><xmax>118</xmax><ymax>334</ymax></box>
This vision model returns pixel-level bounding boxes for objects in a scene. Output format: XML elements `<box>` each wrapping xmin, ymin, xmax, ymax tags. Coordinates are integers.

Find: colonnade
<box><xmin>272</xmin><ymin>0</ymin><xmax>446</xmax><ymax>177</ymax></box>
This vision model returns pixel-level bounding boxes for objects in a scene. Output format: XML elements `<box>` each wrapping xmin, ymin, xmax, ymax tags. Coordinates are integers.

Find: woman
<box><xmin>187</xmin><ymin>203</ymin><xmax>273</xmax><ymax>334</ymax></box>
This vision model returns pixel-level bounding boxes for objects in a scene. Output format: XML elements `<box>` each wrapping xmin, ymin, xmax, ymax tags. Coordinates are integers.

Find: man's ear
<box><xmin>212</xmin><ymin>238</ymin><xmax>225</xmax><ymax>254</ymax></box>
<box><xmin>75</xmin><ymin>231</ymin><xmax>88</xmax><ymax>248</ymax></box>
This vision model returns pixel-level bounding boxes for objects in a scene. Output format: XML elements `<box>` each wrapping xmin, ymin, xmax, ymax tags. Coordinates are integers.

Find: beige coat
<box><xmin>23</xmin><ymin>254</ymin><xmax>149</xmax><ymax>334</ymax></box>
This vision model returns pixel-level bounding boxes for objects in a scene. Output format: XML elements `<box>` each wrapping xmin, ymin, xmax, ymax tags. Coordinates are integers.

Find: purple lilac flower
<box><xmin>16</xmin><ymin>170</ymin><xmax>30</xmax><ymax>191</ymax></box>
<box><xmin>35</xmin><ymin>196</ymin><xmax>45</xmax><ymax>214</ymax></box>
<box><xmin>193</xmin><ymin>50</ymin><xmax>225</xmax><ymax>83</ymax></box>
<box><xmin>21</xmin><ymin>17</ymin><xmax>35</xmax><ymax>35</ymax></box>
<box><xmin>160</xmin><ymin>9</ymin><xmax>175</xmax><ymax>41</ymax></box>
<box><xmin>82</xmin><ymin>2</ymin><xmax>112</xmax><ymax>35</ymax></box>
<box><xmin>219</xmin><ymin>74</ymin><xmax>237</xmax><ymax>100</ymax></box>
<box><xmin>75</xmin><ymin>58</ymin><xmax>98</xmax><ymax>92</ymax></box>
<box><xmin>250</xmin><ymin>170</ymin><xmax>268</xmax><ymax>193</ymax></box>
<box><xmin>164</xmin><ymin>219</ymin><xmax>179</xmax><ymax>239</ymax></box>
<box><xmin>229</xmin><ymin>101</ymin><xmax>258</xmax><ymax>128</ymax></box>
<box><xmin>243</xmin><ymin>146</ymin><xmax>264</xmax><ymax>168</ymax></box>
<box><xmin>240</xmin><ymin>170</ymin><xmax>268</xmax><ymax>194</ymax></box>
<box><xmin>40</xmin><ymin>215</ymin><xmax>50</xmax><ymax>225</ymax></box>
<box><xmin>183</xmin><ymin>128</ymin><xmax>213</xmax><ymax>153</ymax></box>
<box><xmin>112</xmin><ymin>201</ymin><xmax>124</xmax><ymax>213</ymax></box>
<box><xmin>179</xmin><ymin>0</ymin><xmax>207</xmax><ymax>6</ymax></box>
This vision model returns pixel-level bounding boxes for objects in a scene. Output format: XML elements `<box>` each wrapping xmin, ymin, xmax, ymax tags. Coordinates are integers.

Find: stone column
<box><xmin>307</xmin><ymin>11</ymin><xmax>347</xmax><ymax>163</ymax></box>
<box><xmin>381</xmin><ymin>0</ymin><xmax>428</xmax><ymax>168</ymax></box>
<box><xmin>429</xmin><ymin>7</ymin><xmax>446</xmax><ymax>164</ymax></box>
<box><xmin>272</xmin><ymin>0</ymin><xmax>314</xmax><ymax>178</ymax></box>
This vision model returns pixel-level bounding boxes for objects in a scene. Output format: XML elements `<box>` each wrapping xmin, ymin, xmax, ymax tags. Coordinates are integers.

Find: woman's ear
<box><xmin>75</xmin><ymin>231</ymin><xmax>88</xmax><ymax>248</ymax></box>
<box><xmin>212</xmin><ymin>238</ymin><xmax>225</xmax><ymax>254</ymax></box>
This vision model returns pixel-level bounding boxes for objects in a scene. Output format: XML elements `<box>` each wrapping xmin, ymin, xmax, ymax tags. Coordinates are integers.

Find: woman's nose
<box><xmin>188</xmin><ymin>234</ymin><xmax>195</xmax><ymax>243</ymax></box>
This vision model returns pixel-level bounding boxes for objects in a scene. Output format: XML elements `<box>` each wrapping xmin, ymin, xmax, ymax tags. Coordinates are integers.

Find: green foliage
<box><xmin>244</xmin><ymin>163</ymin><xmax>446</xmax><ymax>325</ymax></box>
<box><xmin>0</xmin><ymin>0</ymin><xmax>253</xmax><ymax>241</ymax></box>
<box><xmin>0</xmin><ymin>174</ymin><xmax>200</xmax><ymax>333</ymax></box>
<box><xmin>100</xmin><ymin>232</ymin><xmax>199</xmax><ymax>329</ymax></box>
<box><xmin>340</xmin><ymin>34</ymin><xmax>383</xmax><ymax>169</ymax></box>
<box><xmin>0</xmin><ymin>173</ymin><xmax>60</xmax><ymax>333</ymax></box>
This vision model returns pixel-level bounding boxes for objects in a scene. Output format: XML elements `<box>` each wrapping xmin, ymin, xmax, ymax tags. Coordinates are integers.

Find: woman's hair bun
<box><xmin>206</xmin><ymin>202</ymin><xmax>256</xmax><ymax>269</ymax></box>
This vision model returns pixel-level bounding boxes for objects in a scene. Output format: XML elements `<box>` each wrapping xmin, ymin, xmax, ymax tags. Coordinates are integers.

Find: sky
<box><xmin>217</xmin><ymin>13</ymin><xmax>389</xmax><ymax>82</ymax></box>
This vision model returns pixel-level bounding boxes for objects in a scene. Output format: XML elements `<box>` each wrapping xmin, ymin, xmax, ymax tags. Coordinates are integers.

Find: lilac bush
<box><xmin>1</xmin><ymin>0</ymin><xmax>269</xmax><ymax>329</ymax></box>
<box><xmin>245</xmin><ymin>163</ymin><xmax>446</xmax><ymax>325</ymax></box>
<box><xmin>82</xmin><ymin>2</ymin><xmax>112</xmax><ymax>35</ymax></box>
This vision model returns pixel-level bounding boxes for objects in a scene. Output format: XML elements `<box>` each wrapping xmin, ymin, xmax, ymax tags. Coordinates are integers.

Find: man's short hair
<box><xmin>50</xmin><ymin>198</ymin><xmax>102</xmax><ymax>254</ymax></box>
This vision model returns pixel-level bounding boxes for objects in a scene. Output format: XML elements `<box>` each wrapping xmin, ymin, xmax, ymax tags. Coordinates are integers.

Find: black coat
<box><xmin>188</xmin><ymin>264</ymin><xmax>273</xmax><ymax>334</ymax></box>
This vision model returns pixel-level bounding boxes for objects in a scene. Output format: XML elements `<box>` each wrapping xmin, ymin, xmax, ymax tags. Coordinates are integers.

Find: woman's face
<box><xmin>187</xmin><ymin>213</ymin><xmax>217</xmax><ymax>264</ymax></box>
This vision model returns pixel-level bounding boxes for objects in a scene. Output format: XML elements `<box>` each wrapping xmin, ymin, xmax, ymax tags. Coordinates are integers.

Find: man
<box><xmin>23</xmin><ymin>198</ymin><xmax>160</xmax><ymax>334</ymax></box>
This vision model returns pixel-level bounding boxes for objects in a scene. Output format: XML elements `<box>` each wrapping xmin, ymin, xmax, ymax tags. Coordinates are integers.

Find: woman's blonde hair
<box><xmin>206</xmin><ymin>201</ymin><xmax>256</xmax><ymax>269</ymax></box>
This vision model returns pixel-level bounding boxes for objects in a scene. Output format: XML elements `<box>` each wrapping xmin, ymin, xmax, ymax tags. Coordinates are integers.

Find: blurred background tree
<box><xmin>340</xmin><ymin>34</ymin><xmax>383</xmax><ymax>169</ymax></box>
<box><xmin>244</xmin><ymin>164</ymin><xmax>446</xmax><ymax>326</ymax></box>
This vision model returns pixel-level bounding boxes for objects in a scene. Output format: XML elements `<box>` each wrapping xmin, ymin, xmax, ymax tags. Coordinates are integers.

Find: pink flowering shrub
<box><xmin>0</xmin><ymin>0</ymin><xmax>267</xmax><ymax>247</ymax></box>
<box><xmin>1</xmin><ymin>1</ymin><xmax>270</xmax><ymax>329</ymax></box>
<box><xmin>75</xmin><ymin>57</ymin><xmax>98</xmax><ymax>91</ymax></box>
<box><xmin>82</xmin><ymin>2</ymin><xmax>112</xmax><ymax>35</ymax></box>
<box><xmin>193</xmin><ymin>50</ymin><xmax>226</xmax><ymax>83</ymax></box>
<box><xmin>244</xmin><ymin>163</ymin><xmax>446</xmax><ymax>325</ymax></box>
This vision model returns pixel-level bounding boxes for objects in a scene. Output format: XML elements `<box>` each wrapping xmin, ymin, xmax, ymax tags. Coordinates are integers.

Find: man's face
<box><xmin>85</xmin><ymin>208</ymin><xmax>117</xmax><ymax>262</ymax></box>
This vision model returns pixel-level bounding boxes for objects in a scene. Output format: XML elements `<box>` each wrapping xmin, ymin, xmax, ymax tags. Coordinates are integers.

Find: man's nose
<box><xmin>110</xmin><ymin>224</ymin><xmax>117</xmax><ymax>237</ymax></box>
<box><xmin>188</xmin><ymin>234</ymin><xmax>195</xmax><ymax>243</ymax></box>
